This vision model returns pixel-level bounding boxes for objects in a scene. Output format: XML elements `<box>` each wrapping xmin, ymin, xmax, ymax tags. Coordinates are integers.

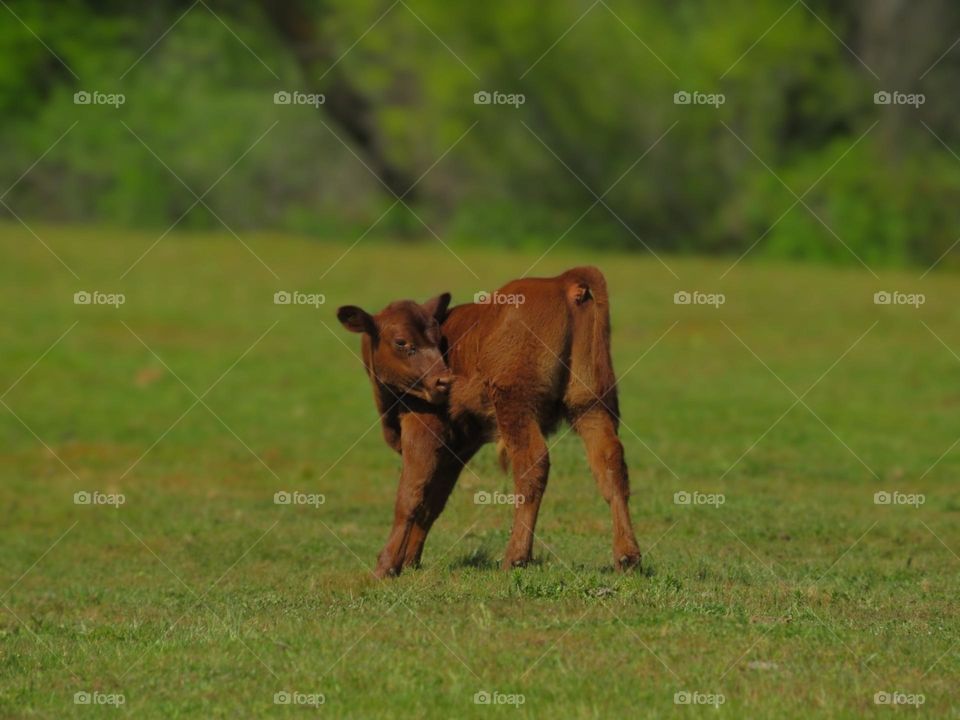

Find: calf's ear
<box><xmin>423</xmin><ymin>292</ymin><xmax>452</xmax><ymax>323</ymax></box>
<box><xmin>337</xmin><ymin>305</ymin><xmax>376</xmax><ymax>335</ymax></box>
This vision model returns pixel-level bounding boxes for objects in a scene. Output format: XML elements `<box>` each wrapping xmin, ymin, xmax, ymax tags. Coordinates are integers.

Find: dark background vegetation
<box><xmin>2</xmin><ymin>0</ymin><xmax>960</xmax><ymax>265</ymax></box>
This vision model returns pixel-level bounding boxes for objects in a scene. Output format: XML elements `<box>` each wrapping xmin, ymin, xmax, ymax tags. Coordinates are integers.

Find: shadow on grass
<box><xmin>448</xmin><ymin>546</ymin><xmax>549</xmax><ymax>571</ymax></box>
<box><xmin>447</xmin><ymin>545</ymin><xmax>655</xmax><ymax>578</ymax></box>
<box><xmin>449</xmin><ymin>546</ymin><xmax>499</xmax><ymax>570</ymax></box>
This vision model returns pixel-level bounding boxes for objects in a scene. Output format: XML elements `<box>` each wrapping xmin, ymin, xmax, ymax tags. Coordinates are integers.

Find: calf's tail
<box><xmin>564</xmin><ymin>266</ymin><xmax>620</xmax><ymax>422</ymax></box>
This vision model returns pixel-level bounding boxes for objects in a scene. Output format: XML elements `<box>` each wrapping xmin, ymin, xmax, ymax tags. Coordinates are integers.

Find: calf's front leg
<box><xmin>400</xmin><ymin>443</ymin><xmax>478</xmax><ymax>569</ymax></box>
<box><xmin>374</xmin><ymin>413</ymin><xmax>452</xmax><ymax>578</ymax></box>
<box><xmin>375</xmin><ymin>449</ymin><xmax>435</xmax><ymax>578</ymax></box>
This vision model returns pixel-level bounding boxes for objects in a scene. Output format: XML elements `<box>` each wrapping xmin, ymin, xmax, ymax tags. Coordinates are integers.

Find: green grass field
<box><xmin>1</xmin><ymin>223</ymin><xmax>958</xmax><ymax>718</ymax></box>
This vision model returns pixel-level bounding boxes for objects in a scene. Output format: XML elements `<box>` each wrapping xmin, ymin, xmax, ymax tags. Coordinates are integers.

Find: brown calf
<box><xmin>337</xmin><ymin>266</ymin><xmax>641</xmax><ymax>577</ymax></box>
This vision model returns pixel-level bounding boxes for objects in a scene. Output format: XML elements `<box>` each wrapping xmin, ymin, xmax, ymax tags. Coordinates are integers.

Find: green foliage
<box><xmin>1</xmin><ymin>0</ymin><xmax>959</xmax><ymax>267</ymax></box>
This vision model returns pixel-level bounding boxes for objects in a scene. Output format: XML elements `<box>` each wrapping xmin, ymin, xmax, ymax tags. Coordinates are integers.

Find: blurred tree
<box><xmin>0</xmin><ymin>0</ymin><xmax>958</xmax><ymax>267</ymax></box>
<box><xmin>258</xmin><ymin>0</ymin><xmax>417</xmax><ymax>200</ymax></box>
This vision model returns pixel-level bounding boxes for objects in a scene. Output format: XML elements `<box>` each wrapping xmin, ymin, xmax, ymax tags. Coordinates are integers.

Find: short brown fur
<box><xmin>337</xmin><ymin>267</ymin><xmax>641</xmax><ymax>577</ymax></box>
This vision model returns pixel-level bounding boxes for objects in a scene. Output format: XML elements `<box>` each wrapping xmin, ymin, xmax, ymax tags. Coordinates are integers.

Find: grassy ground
<box><xmin>1</xmin><ymin>222</ymin><xmax>958</xmax><ymax>718</ymax></box>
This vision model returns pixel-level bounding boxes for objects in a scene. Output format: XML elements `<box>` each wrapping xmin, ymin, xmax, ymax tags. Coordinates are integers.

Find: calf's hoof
<box><xmin>501</xmin><ymin>556</ymin><xmax>530</xmax><ymax>571</ymax></box>
<box><xmin>616</xmin><ymin>553</ymin><xmax>642</xmax><ymax>572</ymax></box>
<box><xmin>373</xmin><ymin>564</ymin><xmax>401</xmax><ymax>579</ymax></box>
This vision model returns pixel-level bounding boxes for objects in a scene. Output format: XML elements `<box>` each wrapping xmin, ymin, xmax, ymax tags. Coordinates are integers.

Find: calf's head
<box><xmin>337</xmin><ymin>294</ymin><xmax>453</xmax><ymax>404</ymax></box>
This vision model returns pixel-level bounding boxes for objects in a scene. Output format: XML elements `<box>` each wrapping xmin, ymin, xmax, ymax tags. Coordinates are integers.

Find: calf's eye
<box><xmin>394</xmin><ymin>339</ymin><xmax>407</xmax><ymax>348</ymax></box>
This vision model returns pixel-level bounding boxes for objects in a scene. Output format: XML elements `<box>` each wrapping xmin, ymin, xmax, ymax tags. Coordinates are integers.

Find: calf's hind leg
<box><xmin>497</xmin><ymin>410</ymin><xmax>550</xmax><ymax>570</ymax></box>
<box><xmin>573</xmin><ymin>409</ymin><xmax>641</xmax><ymax>571</ymax></box>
